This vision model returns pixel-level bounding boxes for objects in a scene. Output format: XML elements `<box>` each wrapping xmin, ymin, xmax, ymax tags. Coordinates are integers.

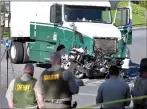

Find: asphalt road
<box><xmin>128</xmin><ymin>28</ymin><xmax>147</xmax><ymax>64</ymax></box>
<box><xmin>0</xmin><ymin>28</ymin><xmax>146</xmax><ymax>108</ymax></box>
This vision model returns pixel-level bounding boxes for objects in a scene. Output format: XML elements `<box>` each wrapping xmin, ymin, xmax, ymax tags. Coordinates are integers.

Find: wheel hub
<box><xmin>11</xmin><ymin>45</ymin><xmax>16</xmax><ymax>59</ymax></box>
<box><xmin>27</xmin><ymin>46</ymin><xmax>29</xmax><ymax>56</ymax></box>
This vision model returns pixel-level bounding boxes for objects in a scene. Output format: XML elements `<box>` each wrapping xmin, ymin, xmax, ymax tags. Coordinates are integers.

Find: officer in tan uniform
<box><xmin>34</xmin><ymin>51</ymin><xmax>79</xmax><ymax>109</ymax></box>
<box><xmin>5</xmin><ymin>63</ymin><xmax>37</xmax><ymax>109</ymax></box>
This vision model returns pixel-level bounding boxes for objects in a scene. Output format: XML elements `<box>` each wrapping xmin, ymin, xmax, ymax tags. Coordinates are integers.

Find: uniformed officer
<box><xmin>96</xmin><ymin>65</ymin><xmax>131</xmax><ymax>109</ymax></box>
<box><xmin>131</xmin><ymin>58</ymin><xmax>147</xmax><ymax>109</ymax></box>
<box><xmin>34</xmin><ymin>51</ymin><xmax>79</xmax><ymax>109</ymax></box>
<box><xmin>5</xmin><ymin>63</ymin><xmax>37</xmax><ymax>109</ymax></box>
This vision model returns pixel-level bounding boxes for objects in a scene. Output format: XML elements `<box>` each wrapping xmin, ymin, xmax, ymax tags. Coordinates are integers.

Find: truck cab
<box><xmin>9</xmin><ymin>1</ymin><xmax>132</xmax><ymax>75</ymax></box>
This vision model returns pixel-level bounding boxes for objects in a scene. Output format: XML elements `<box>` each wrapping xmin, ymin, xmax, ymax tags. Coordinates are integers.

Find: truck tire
<box><xmin>23</xmin><ymin>43</ymin><xmax>29</xmax><ymax>63</ymax></box>
<box><xmin>10</xmin><ymin>42</ymin><xmax>24</xmax><ymax>64</ymax></box>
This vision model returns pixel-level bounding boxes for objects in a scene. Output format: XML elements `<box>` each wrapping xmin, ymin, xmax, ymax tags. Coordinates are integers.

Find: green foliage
<box><xmin>0</xmin><ymin>2</ymin><xmax>8</xmax><ymax>13</ymax></box>
<box><xmin>112</xmin><ymin>2</ymin><xmax>147</xmax><ymax>27</ymax></box>
<box><xmin>3</xmin><ymin>32</ymin><xmax>9</xmax><ymax>37</ymax></box>
<box><xmin>118</xmin><ymin>2</ymin><xmax>146</xmax><ymax>17</ymax></box>
<box><xmin>0</xmin><ymin>3</ymin><xmax>6</xmax><ymax>12</ymax></box>
<box><xmin>139</xmin><ymin>1</ymin><xmax>147</xmax><ymax>9</ymax></box>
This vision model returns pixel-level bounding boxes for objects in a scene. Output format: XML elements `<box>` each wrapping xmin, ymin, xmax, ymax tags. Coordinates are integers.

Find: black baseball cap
<box><xmin>50</xmin><ymin>51</ymin><xmax>61</xmax><ymax>63</ymax></box>
<box><xmin>140</xmin><ymin>58</ymin><xmax>147</xmax><ymax>67</ymax></box>
<box><xmin>140</xmin><ymin>58</ymin><xmax>147</xmax><ymax>73</ymax></box>
<box><xmin>109</xmin><ymin>65</ymin><xmax>119</xmax><ymax>75</ymax></box>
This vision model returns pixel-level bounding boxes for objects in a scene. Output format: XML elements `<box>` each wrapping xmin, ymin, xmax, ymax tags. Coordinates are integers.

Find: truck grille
<box><xmin>94</xmin><ymin>38</ymin><xmax>118</xmax><ymax>54</ymax></box>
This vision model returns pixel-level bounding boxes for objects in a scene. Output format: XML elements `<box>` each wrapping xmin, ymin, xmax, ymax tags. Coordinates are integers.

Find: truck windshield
<box><xmin>64</xmin><ymin>5</ymin><xmax>112</xmax><ymax>24</ymax></box>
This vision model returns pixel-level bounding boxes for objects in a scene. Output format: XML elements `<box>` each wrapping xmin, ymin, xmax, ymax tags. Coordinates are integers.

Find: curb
<box><xmin>132</xmin><ymin>26</ymin><xmax>147</xmax><ymax>30</ymax></box>
<box><xmin>0</xmin><ymin>26</ymin><xmax>146</xmax><ymax>43</ymax></box>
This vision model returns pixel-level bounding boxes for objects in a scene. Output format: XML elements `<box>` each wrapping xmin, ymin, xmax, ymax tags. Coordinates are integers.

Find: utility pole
<box><xmin>128</xmin><ymin>0</ymin><xmax>132</xmax><ymax>21</ymax></box>
<box><xmin>0</xmin><ymin>0</ymin><xmax>2</xmax><ymax>87</ymax></box>
<box><xmin>146</xmin><ymin>11</ymin><xmax>147</xmax><ymax>58</ymax></box>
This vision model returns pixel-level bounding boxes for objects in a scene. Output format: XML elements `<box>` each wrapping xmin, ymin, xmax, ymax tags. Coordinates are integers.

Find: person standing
<box><xmin>5</xmin><ymin>63</ymin><xmax>37</xmax><ymax>109</ymax></box>
<box><xmin>34</xmin><ymin>51</ymin><xmax>79</xmax><ymax>109</ymax></box>
<box><xmin>131</xmin><ymin>58</ymin><xmax>147</xmax><ymax>109</ymax></box>
<box><xmin>96</xmin><ymin>65</ymin><xmax>131</xmax><ymax>109</ymax></box>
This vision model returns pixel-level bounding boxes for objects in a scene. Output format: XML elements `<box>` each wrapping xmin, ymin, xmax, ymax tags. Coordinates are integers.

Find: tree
<box><xmin>131</xmin><ymin>1</ymin><xmax>140</xmax><ymax>4</ymax></box>
<box><xmin>139</xmin><ymin>1</ymin><xmax>147</xmax><ymax>9</ymax></box>
<box><xmin>0</xmin><ymin>2</ymin><xmax>8</xmax><ymax>13</ymax></box>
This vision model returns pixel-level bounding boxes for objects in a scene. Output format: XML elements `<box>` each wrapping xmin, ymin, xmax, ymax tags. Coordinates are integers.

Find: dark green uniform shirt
<box><xmin>34</xmin><ymin>65</ymin><xmax>79</xmax><ymax>101</ymax></box>
<box><xmin>41</xmin><ymin>68</ymin><xmax>72</xmax><ymax>100</ymax></box>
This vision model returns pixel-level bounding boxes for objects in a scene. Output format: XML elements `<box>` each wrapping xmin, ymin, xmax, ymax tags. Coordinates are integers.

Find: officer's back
<box><xmin>42</xmin><ymin>68</ymin><xmax>72</xmax><ymax>101</ymax></box>
<box><xmin>34</xmin><ymin>52</ymin><xmax>79</xmax><ymax>109</ymax></box>
<box><xmin>96</xmin><ymin>65</ymin><xmax>131</xmax><ymax>109</ymax></box>
<box><xmin>5</xmin><ymin>63</ymin><xmax>37</xmax><ymax>109</ymax></box>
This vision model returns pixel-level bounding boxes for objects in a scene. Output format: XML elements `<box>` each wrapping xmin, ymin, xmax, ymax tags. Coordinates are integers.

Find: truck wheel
<box><xmin>23</xmin><ymin>43</ymin><xmax>29</xmax><ymax>63</ymax></box>
<box><xmin>10</xmin><ymin>42</ymin><xmax>24</xmax><ymax>64</ymax></box>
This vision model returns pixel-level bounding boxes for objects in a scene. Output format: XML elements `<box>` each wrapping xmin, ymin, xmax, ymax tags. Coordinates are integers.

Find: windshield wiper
<box><xmin>67</xmin><ymin>19</ymin><xmax>110</xmax><ymax>23</ymax></box>
<box><xmin>91</xmin><ymin>19</ymin><xmax>109</xmax><ymax>23</ymax></box>
<box><xmin>69</xmin><ymin>20</ymin><xmax>91</xmax><ymax>22</ymax></box>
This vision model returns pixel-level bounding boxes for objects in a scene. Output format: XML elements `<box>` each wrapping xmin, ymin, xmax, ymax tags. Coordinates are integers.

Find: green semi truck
<box><xmin>9</xmin><ymin>1</ymin><xmax>132</xmax><ymax>79</ymax></box>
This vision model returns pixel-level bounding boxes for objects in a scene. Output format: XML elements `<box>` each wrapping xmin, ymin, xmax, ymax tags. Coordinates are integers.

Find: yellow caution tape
<box><xmin>1</xmin><ymin>85</ymin><xmax>147</xmax><ymax>109</ymax></box>
<box><xmin>77</xmin><ymin>95</ymin><xmax>147</xmax><ymax>109</ymax></box>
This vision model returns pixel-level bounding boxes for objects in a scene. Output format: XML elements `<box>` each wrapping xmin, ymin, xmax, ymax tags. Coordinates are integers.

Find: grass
<box><xmin>1</xmin><ymin>32</ymin><xmax>9</xmax><ymax>38</ymax></box>
<box><xmin>112</xmin><ymin>1</ymin><xmax>147</xmax><ymax>27</ymax></box>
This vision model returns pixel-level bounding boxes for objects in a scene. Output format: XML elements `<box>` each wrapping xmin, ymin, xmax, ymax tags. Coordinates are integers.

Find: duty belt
<box><xmin>44</xmin><ymin>99</ymin><xmax>71</xmax><ymax>105</ymax></box>
<box><xmin>14</xmin><ymin>105</ymin><xmax>37</xmax><ymax>109</ymax></box>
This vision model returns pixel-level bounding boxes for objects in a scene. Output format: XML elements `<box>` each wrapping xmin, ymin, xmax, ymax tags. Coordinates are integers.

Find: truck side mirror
<box><xmin>113</xmin><ymin>7</ymin><xmax>130</xmax><ymax>27</ymax></box>
<box><xmin>50</xmin><ymin>3</ymin><xmax>62</xmax><ymax>24</ymax></box>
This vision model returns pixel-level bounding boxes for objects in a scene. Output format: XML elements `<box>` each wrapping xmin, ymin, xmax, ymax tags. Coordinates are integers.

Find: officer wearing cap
<box><xmin>5</xmin><ymin>63</ymin><xmax>37</xmax><ymax>108</ymax></box>
<box><xmin>96</xmin><ymin>65</ymin><xmax>131</xmax><ymax>109</ymax></box>
<box><xmin>131</xmin><ymin>58</ymin><xmax>147</xmax><ymax>109</ymax></box>
<box><xmin>34</xmin><ymin>51</ymin><xmax>79</xmax><ymax>109</ymax></box>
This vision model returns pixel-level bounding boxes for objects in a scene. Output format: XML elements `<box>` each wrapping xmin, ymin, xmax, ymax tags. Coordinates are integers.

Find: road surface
<box><xmin>0</xmin><ymin>28</ymin><xmax>146</xmax><ymax>108</ymax></box>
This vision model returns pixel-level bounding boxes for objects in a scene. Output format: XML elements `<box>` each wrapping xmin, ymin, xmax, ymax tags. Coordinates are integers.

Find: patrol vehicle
<box><xmin>8</xmin><ymin>1</ymin><xmax>132</xmax><ymax>79</ymax></box>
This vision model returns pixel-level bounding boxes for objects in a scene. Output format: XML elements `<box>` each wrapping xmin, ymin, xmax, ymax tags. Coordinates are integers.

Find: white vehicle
<box><xmin>8</xmin><ymin>1</ymin><xmax>132</xmax><ymax>78</ymax></box>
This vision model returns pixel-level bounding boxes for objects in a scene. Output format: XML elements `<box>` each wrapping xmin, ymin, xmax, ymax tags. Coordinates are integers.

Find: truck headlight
<box><xmin>125</xmin><ymin>46</ymin><xmax>130</xmax><ymax>58</ymax></box>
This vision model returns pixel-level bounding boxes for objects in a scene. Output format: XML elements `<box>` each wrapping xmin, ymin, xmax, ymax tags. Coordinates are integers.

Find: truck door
<box><xmin>50</xmin><ymin>3</ymin><xmax>64</xmax><ymax>44</ymax></box>
<box><xmin>113</xmin><ymin>4</ymin><xmax>132</xmax><ymax>45</ymax></box>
